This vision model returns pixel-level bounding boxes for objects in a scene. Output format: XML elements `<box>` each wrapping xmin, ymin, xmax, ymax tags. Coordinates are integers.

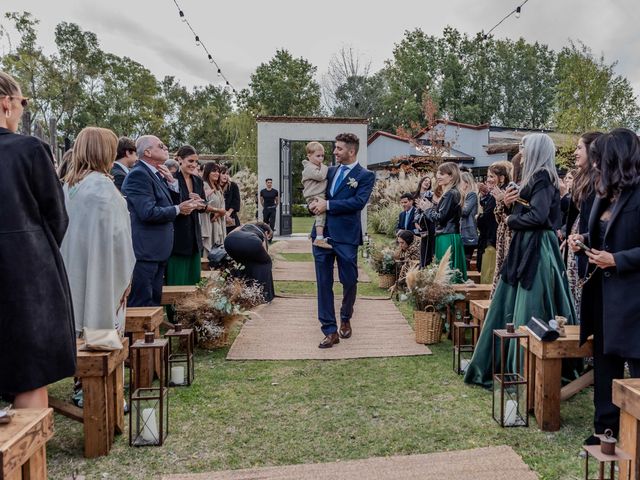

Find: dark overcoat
<box><xmin>170</xmin><ymin>171</ymin><xmax>205</xmax><ymax>256</ymax></box>
<box><xmin>0</xmin><ymin>128</ymin><xmax>76</xmax><ymax>393</ymax></box>
<box><xmin>580</xmin><ymin>186</ymin><xmax>640</xmax><ymax>357</ymax></box>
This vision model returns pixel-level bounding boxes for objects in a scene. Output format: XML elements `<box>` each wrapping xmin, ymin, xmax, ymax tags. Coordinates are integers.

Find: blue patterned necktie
<box><xmin>331</xmin><ymin>166</ymin><xmax>349</xmax><ymax>196</ymax></box>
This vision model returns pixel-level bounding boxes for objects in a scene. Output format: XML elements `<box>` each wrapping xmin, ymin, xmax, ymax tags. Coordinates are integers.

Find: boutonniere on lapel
<box><xmin>347</xmin><ymin>177</ymin><xmax>358</xmax><ymax>189</ymax></box>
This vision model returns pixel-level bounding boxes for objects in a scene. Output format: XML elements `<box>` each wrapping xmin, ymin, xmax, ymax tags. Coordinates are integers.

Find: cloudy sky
<box><xmin>2</xmin><ymin>0</ymin><xmax>640</xmax><ymax>95</ymax></box>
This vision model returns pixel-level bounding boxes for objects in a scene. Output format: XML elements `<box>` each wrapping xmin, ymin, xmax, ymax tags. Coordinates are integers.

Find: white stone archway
<box><xmin>257</xmin><ymin>116</ymin><xmax>369</xmax><ymax>236</ymax></box>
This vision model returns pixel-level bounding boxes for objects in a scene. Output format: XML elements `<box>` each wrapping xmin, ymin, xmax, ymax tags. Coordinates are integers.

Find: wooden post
<box><xmin>534</xmin><ymin>357</ymin><xmax>562</xmax><ymax>431</ymax></box>
<box><xmin>613</xmin><ymin>379</ymin><xmax>640</xmax><ymax>479</ymax></box>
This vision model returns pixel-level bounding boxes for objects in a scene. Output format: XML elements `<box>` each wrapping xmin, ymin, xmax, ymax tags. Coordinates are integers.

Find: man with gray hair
<box><xmin>122</xmin><ymin>135</ymin><xmax>201</xmax><ymax>306</ymax></box>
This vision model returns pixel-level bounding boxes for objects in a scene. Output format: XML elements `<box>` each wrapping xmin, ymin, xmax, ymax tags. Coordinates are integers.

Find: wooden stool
<box><xmin>48</xmin><ymin>338</ymin><xmax>129</xmax><ymax>458</ymax></box>
<box><xmin>0</xmin><ymin>408</ymin><xmax>53</xmax><ymax>480</ymax></box>
<box><xmin>519</xmin><ymin>325</ymin><xmax>593</xmax><ymax>431</ymax></box>
<box><xmin>161</xmin><ymin>285</ymin><xmax>197</xmax><ymax>306</ymax></box>
<box><xmin>469</xmin><ymin>299</ymin><xmax>490</xmax><ymax>330</ymax></box>
<box><xmin>125</xmin><ymin>307</ymin><xmax>164</xmax><ymax>387</ymax></box>
<box><xmin>613</xmin><ymin>378</ymin><xmax>640</xmax><ymax>479</ymax></box>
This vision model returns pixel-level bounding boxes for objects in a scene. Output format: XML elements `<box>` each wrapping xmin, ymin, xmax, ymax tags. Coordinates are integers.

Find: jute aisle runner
<box><xmin>162</xmin><ymin>445</ymin><xmax>537</xmax><ymax>480</ymax></box>
<box><xmin>273</xmin><ymin>260</ymin><xmax>371</xmax><ymax>283</ymax></box>
<box><xmin>227</xmin><ymin>296</ymin><xmax>430</xmax><ymax>360</ymax></box>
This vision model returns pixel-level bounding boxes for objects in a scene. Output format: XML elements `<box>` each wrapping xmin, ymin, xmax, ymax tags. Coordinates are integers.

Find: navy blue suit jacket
<box><xmin>122</xmin><ymin>162</ymin><xmax>178</xmax><ymax>262</ymax></box>
<box><xmin>313</xmin><ymin>163</ymin><xmax>375</xmax><ymax>246</ymax></box>
<box><xmin>397</xmin><ymin>207</ymin><xmax>416</xmax><ymax>232</ymax></box>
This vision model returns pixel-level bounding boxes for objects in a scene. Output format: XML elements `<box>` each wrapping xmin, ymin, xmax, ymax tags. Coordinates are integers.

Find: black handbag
<box><xmin>526</xmin><ymin>316</ymin><xmax>560</xmax><ymax>342</ymax></box>
<box><xmin>208</xmin><ymin>245</ymin><xmax>231</xmax><ymax>268</ymax></box>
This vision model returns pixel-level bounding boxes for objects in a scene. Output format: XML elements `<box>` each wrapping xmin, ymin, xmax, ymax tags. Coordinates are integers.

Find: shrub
<box><xmin>368</xmin><ymin>202</ymin><xmax>402</xmax><ymax>237</ymax></box>
<box><xmin>232</xmin><ymin>168</ymin><xmax>258</xmax><ymax>224</ymax></box>
<box><xmin>291</xmin><ymin>204</ymin><xmax>312</xmax><ymax>217</ymax></box>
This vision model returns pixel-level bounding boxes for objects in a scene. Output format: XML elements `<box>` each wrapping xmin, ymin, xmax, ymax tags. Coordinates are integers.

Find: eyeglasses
<box><xmin>8</xmin><ymin>95</ymin><xmax>29</xmax><ymax>108</ymax></box>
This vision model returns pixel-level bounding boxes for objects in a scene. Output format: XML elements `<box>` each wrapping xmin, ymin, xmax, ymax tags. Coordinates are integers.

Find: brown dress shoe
<box><xmin>318</xmin><ymin>333</ymin><xmax>340</xmax><ymax>349</ymax></box>
<box><xmin>339</xmin><ymin>321</ymin><xmax>352</xmax><ymax>339</ymax></box>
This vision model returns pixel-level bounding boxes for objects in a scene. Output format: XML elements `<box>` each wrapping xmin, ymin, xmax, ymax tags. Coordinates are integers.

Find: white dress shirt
<box><xmin>140</xmin><ymin>160</ymin><xmax>180</xmax><ymax>215</ymax></box>
<box><xmin>327</xmin><ymin>161</ymin><xmax>358</xmax><ymax>211</ymax></box>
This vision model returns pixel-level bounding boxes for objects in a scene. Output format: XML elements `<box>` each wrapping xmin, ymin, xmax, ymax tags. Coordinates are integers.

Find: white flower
<box><xmin>347</xmin><ymin>177</ymin><xmax>358</xmax><ymax>188</ymax></box>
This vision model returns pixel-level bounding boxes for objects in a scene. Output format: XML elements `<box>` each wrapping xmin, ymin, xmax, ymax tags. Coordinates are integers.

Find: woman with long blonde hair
<box><xmin>422</xmin><ymin>162</ymin><xmax>467</xmax><ymax>282</ymax></box>
<box><xmin>61</xmin><ymin>127</ymin><xmax>136</xmax><ymax>335</ymax></box>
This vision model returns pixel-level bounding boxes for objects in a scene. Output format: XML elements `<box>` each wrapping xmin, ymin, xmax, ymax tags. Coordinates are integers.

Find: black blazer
<box><xmin>170</xmin><ymin>171</ymin><xmax>205</xmax><ymax>256</ymax></box>
<box><xmin>426</xmin><ymin>188</ymin><xmax>462</xmax><ymax>235</ymax></box>
<box><xmin>477</xmin><ymin>192</ymin><xmax>497</xmax><ymax>249</ymax></box>
<box><xmin>110</xmin><ymin>162</ymin><xmax>128</xmax><ymax>191</ymax></box>
<box><xmin>580</xmin><ymin>186</ymin><xmax>640</xmax><ymax>357</ymax></box>
<box><xmin>397</xmin><ymin>207</ymin><xmax>416</xmax><ymax>232</ymax></box>
<box><xmin>224</xmin><ymin>181</ymin><xmax>241</xmax><ymax>227</ymax></box>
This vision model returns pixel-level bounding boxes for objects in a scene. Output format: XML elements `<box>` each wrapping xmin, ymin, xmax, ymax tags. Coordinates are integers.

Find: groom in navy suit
<box><xmin>310</xmin><ymin>133</ymin><xmax>375</xmax><ymax>348</ymax></box>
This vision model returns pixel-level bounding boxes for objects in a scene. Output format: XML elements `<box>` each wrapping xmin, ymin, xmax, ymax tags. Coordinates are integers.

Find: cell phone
<box><xmin>573</xmin><ymin>240</ymin><xmax>592</xmax><ymax>253</ymax></box>
<box><xmin>507</xmin><ymin>181</ymin><xmax>520</xmax><ymax>191</ymax></box>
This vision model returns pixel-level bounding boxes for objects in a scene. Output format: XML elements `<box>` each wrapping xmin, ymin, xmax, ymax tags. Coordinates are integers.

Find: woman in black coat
<box><xmin>0</xmin><ymin>72</ymin><xmax>76</xmax><ymax>406</ymax></box>
<box><xmin>570</xmin><ymin>129</ymin><xmax>640</xmax><ymax>443</ymax></box>
<box><xmin>166</xmin><ymin>145</ymin><xmax>209</xmax><ymax>285</ymax></box>
<box><xmin>220</xmin><ymin>166</ymin><xmax>241</xmax><ymax>233</ymax></box>
<box><xmin>224</xmin><ymin>222</ymin><xmax>275</xmax><ymax>302</ymax></box>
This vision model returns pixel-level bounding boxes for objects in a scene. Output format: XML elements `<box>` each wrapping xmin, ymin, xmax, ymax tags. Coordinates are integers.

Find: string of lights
<box><xmin>482</xmin><ymin>0</ymin><xmax>530</xmax><ymax>40</ymax></box>
<box><xmin>171</xmin><ymin>0</ymin><xmax>238</xmax><ymax>95</ymax></box>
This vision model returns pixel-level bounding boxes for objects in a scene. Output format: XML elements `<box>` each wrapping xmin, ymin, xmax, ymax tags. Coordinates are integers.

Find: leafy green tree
<box><xmin>244</xmin><ymin>49</ymin><xmax>321</xmax><ymax>116</ymax></box>
<box><xmin>223</xmin><ymin>110</ymin><xmax>257</xmax><ymax>172</ymax></box>
<box><xmin>554</xmin><ymin>41</ymin><xmax>640</xmax><ymax>132</ymax></box>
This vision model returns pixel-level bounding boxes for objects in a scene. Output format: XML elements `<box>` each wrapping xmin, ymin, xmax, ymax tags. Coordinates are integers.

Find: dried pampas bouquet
<box><xmin>406</xmin><ymin>247</ymin><xmax>464</xmax><ymax>312</ymax></box>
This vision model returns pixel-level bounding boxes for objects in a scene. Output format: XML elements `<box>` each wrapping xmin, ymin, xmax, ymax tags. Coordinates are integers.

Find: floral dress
<box><xmin>394</xmin><ymin>240</ymin><xmax>421</xmax><ymax>288</ymax></box>
<box><xmin>490</xmin><ymin>199</ymin><xmax>513</xmax><ymax>299</ymax></box>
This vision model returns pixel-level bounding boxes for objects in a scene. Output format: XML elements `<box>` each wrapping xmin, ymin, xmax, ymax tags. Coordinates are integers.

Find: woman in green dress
<box><xmin>465</xmin><ymin>134</ymin><xmax>576</xmax><ymax>387</ymax></box>
<box><xmin>421</xmin><ymin>162</ymin><xmax>467</xmax><ymax>283</ymax></box>
<box><xmin>166</xmin><ymin>145</ymin><xmax>208</xmax><ymax>285</ymax></box>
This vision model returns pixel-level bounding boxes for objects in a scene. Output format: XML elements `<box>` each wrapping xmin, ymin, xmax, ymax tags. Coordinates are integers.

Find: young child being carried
<box><xmin>302</xmin><ymin>141</ymin><xmax>332</xmax><ymax>249</ymax></box>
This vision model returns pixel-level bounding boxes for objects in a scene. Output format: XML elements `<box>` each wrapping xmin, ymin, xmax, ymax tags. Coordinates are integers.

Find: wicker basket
<box><xmin>378</xmin><ymin>273</ymin><xmax>396</xmax><ymax>289</ymax></box>
<box><xmin>414</xmin><ymin>306</ymin><xmax>443</xmax><ymax>344</ymax></box>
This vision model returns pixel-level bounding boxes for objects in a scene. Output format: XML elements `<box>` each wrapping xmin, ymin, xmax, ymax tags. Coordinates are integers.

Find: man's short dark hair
<box><xmin>116</xmin><ymin>136</ymin><xmax>136</xmax><ymax>160</ymax></box>
<box><xmin>265</xmin><ymin>178</ymin><xmax>273</xmax><ymax>182</ymax></box>
<box><xmin>400</xmin><ymin>192</ymin><xmax>415</xmax><ymax>202</ymax></box>
<box><xmin>335</xmin><ymin>133</ymin><xmax>360</xmax><ymax>154</ymax></box>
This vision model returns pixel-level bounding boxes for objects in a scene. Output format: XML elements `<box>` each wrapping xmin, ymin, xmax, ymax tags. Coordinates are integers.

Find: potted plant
<box><xmin>369</xmin><ymin>242</ymin><xmax>397</xmax><ymax>289</ymax></box>
<box><xmin>174</xmin><ymin>271</ymin><xmax>264</xmax><ymax>349</ymax></box>
<box><xmin>406</xmin><ymin>248</ymin><xmax>465</xmax><ymax>344</ymax></box>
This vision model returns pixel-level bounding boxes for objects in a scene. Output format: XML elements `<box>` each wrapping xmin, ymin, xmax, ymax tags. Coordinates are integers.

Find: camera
<box><xmin>423</xmin><ymin>190</ymin><xmax>434</xmax><ymax>200</ymax></box>
<box><xmin>506</xmin><ymin>181</ymin><xmax>520</xmax><ymax>191</ymax></box>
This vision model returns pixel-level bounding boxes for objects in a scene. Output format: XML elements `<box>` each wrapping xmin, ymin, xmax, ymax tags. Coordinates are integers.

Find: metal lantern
<box><xmin>362</xmin><ymin>233</ymin><xmax>371</xmax><ymax>259</ymax></box>
<box><xmin>583</xmin><ymin>430</ymin><xmax>632</xmax><ymax>480</ymax></box>
<box><xmin>492</xmin><ymin>324</ymin><xmax>529</xmax><ymax>427</ymax></box>
<box><xmin>129</xmin><ymin>332</ymin><xmax>169</xmax><ymax>446</ymax></box>
<box><xmin>164</xmin><ymin>323</ymin><xmax>195</xmax><ymax>387</ymax></box>
<box><xmin>453</xmin><ymin>314</ymin><xmax>479</xmax><ymax>375</ymax></box>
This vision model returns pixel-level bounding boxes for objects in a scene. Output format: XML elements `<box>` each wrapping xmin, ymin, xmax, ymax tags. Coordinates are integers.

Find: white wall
<box><xmin>367</xmin><ymin>135</ymin><xmax>416</xmax><ymax>166</ymax></box>
<box><xmin>257</xmin><ymin>120</ymin><xmax>369</xmax><ymax>235</ymax></box>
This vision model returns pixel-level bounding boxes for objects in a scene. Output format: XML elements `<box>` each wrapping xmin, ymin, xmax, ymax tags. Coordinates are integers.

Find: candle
<box><xmin>171</xmin><ymin>366</ymin><xmax>185</xmax><ymax>385</ymax></box>
<box><xmin>141</xmin><ymin>408</ymin><xmax>158</xmax><ymax>443</ymax></box>
<box><xmin>504</xmin><ymin>399</ymin><xmax>519</xmax><ymax>426</ymax></box>
<box><xmin>460</xmin><ymin>359</ymin><xmax>470</xmax><ymax>372</ymax></box>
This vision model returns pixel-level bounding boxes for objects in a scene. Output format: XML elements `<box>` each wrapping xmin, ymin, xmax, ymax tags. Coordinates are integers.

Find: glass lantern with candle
<box><xmin>453</xmin><ymin>313</ymin><xmax>479</xmax><ymax>375</ymax></box>
<box><xmin>164</xmin><ymin>323</ymin><xmax>195</xmax><ymax>387</ymax></box>
<box><xmin>492</xmin><ymin>324</ymin><xmax>529</xmax><ymax>427</ymax></box>
<box><xmin>129</xmin><ymin>332</ymin><xmax>169</xmax><ymax>446</ymax></box>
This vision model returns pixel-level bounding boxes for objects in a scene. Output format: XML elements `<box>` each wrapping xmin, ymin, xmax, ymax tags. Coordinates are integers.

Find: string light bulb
<box><xmin>515</xmin><ymin>6</ymin><xmax>521</xmax><ymax>18</ymax></box>
<box><xmin>195</xmin><ymin>35</ymin><xmax>200</xmax><ymax>46</ymax></box>
<box><xmin>217</xmin><ymin>68</ymin><xmax>221</xmax><ymax>77</ymax></box>
<box><xmin>179</xmin><ymin>10</ymin><xmax>185</xmax><ymax>21</ymax></box>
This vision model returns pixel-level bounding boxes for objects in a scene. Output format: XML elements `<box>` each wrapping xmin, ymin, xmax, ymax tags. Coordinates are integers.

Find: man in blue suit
<box><xmin>396</xmin><ymin>192</ymin><xmax>416</xmax><ymax>233</ymax></box>
<box><xmin>310</xmin><ymin>133</ymin><xmax>375</xmax><ymax>348</ymax></box>
<box><xmin>122</xmin><ymin>135</ymin><xmax>199</xmax><ymax>306</ymax></box>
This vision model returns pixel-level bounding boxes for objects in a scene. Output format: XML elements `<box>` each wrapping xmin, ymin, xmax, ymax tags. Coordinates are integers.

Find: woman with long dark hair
<box><xmin>414</xmin><ymin>176</ymin><xmax>436</xmax><ymax>267</ymax></box>
<box><xmin>569</xmin><ymin>129</ymin><xmax>640</xmax><ymax>443</ymax></box>
<box><xmin>219</xmin><ymin>166</ymin><xmax>241</xmax><ymax>233</ymax></box>
<box><xmin>465</xmin><ymin>134</ymin><xmax>576</xmax><ymax>387</ymax></box>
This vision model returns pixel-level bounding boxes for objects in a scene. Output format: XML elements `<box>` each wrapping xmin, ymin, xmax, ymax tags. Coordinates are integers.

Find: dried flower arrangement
<box><xmin>406</xmin><ymin>248</ymin><xmax>465</xmax><ymax>314</ymax></box>
<box><xmin>369</xmin><ymin>242</ymin><xmax>397</xmax><ymax>275</ymax></box>
<box><xmin>174</xmin><ymin>272</ymin><xmax>265</xmax><ymax>349</ymax></box>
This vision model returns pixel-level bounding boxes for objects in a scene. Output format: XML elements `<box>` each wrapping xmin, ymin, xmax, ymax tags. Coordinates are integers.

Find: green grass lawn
<box><xmin>292</xmin><ymin>216</ymin><xmax>314</xmax><ymax>234</ymax></box>
<box><xmin>39</xmin><ymin>250</ymin><xmax>592</xmax><ymax>479</ymax></box>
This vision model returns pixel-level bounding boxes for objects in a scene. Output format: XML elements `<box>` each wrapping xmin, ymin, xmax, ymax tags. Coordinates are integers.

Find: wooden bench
<box><xmin>466</xmin><ymin>271</ymin><xmax>481</xmax><ymax>284</ymax></box>
<box><xmin>519</xmin><ymin>325</ymin><xmax>593</xmax><ymax>431</ymax></box>
<box><xmin>125</xmin><ymin>307</ymin><xmax>164</xmax><ymax>388</ymax></box>
<box><xmin>469</xmin><ymin>299</ymin><xmax>490</xmax><ymax>330</ymax></box>
<box><xmin>161</xmin><ymin>285</ymin><xmax>197</xmax><ymax>306</ymax></box>
<box><xmin>448</xmin><ymin>284</ymin><xmax>493</xmax><ymax>332</ymax></box>
<box><xmin>201</xmin><ymin>257</ymin><xmax>210</xmax><ymax>271</ymax></box>
<box><xmin>48</xmin><ymin>338</ymin><xmax>129</xmax><ymax>458</ymax></box>
<box><xmin>0</xmin><ymin>408</ymin><xmax>53</xmax><ymax>480</ymax></box>
<box><xmin>613</xmin><ymin>378</ymin><xmax>640</xmax><ymax>479</ymax></box>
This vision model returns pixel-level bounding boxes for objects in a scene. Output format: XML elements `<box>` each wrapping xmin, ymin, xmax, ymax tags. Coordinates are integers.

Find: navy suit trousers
<box><xmin>128</xmin><ymin>260</ymin><xmax>166</xmax><ymax>307</ymax></box>
<box><xmin>313</xmin><ymin>242</ymin><xmax>358</xmax><ymax>335</ymax></box>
